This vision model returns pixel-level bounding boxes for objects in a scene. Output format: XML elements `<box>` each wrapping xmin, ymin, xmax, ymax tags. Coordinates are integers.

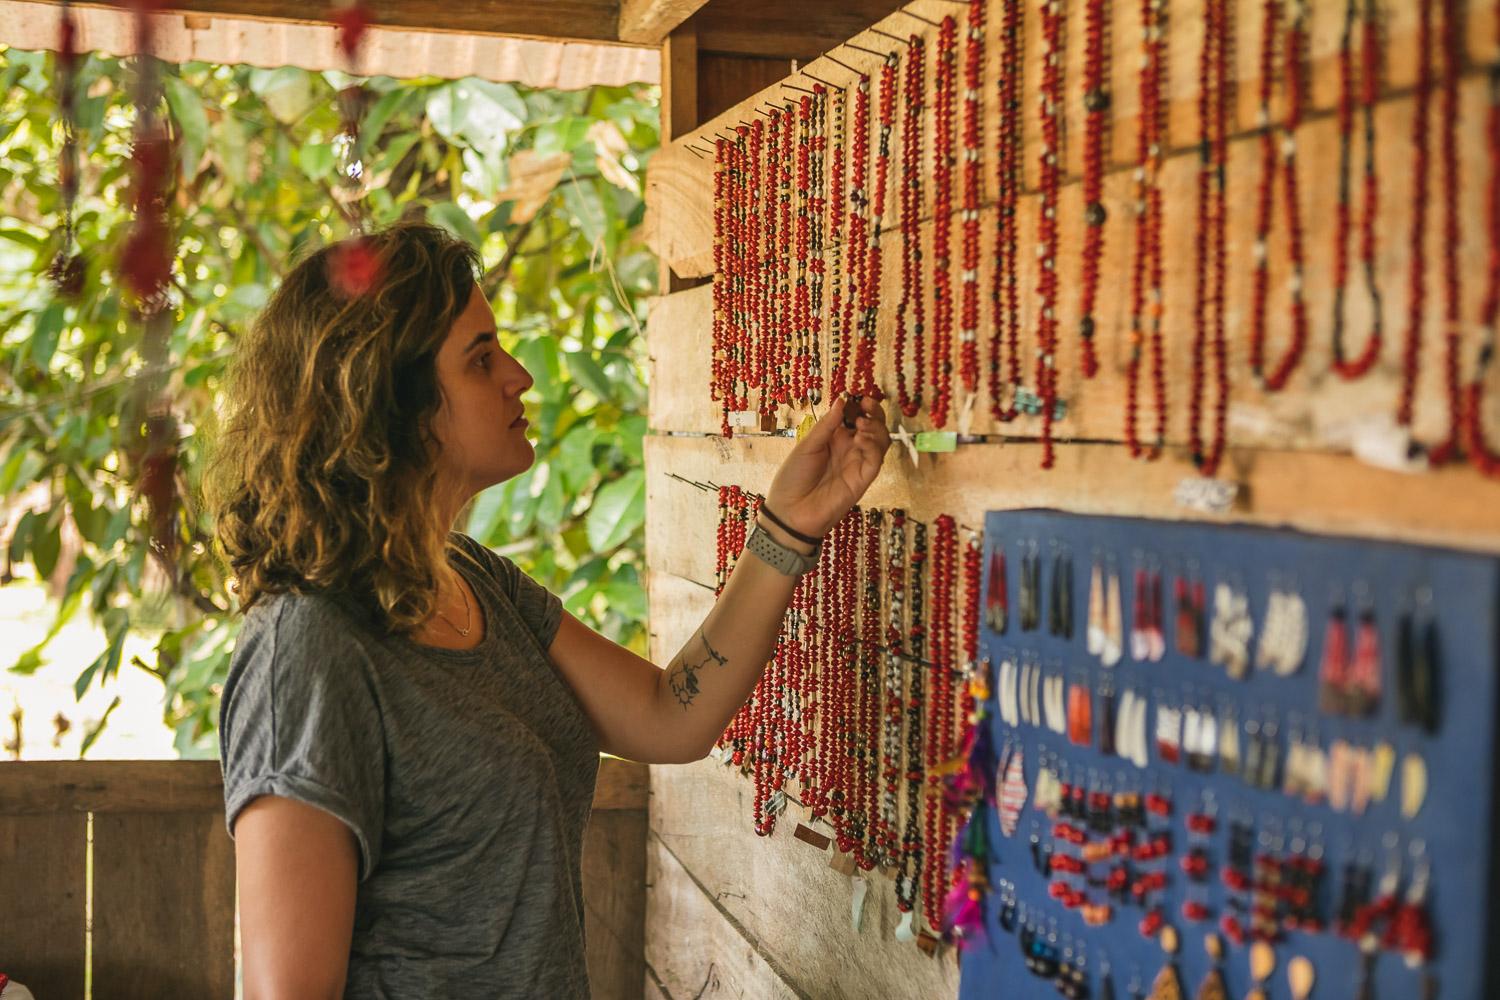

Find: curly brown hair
<box><xmin>203</xmin><ymin>221</ymin><xmax>483</xmax><ymax>632</ymax></box>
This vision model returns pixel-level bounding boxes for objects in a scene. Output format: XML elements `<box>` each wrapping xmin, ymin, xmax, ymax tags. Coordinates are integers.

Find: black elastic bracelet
<box><xmin>758</xmin><ymin>501</ymin><xmax>825</xmax><ymax>548</ymax></box>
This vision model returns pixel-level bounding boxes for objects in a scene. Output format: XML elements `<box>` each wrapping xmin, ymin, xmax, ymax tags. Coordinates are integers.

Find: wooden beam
<box><xmin>5</xmin><ymin>0</ymin><xmax>658</xmax><ymax>87</ymax></box>
<box><xmin>617</xmin><ymin>0</ymin><xmax>708</xmax><ymax>45</ymax></box>
<box><xmin>644</xmin><ymin>435</ymin><xmax>1500</xmax><ymax>584</ymax></box>
<box><xmin>691</xmin><ymin>0</ymin><xmax>905</xmax><ymax>61</ymax></box>
<box><xmin>30</xmin><ymin>0</ymin><xmax>629</xmax><ymax>46</ymax></box>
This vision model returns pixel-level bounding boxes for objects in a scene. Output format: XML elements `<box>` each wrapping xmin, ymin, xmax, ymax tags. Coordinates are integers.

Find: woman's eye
<box><xmin>474</xmin><ymin>352</ymin><xmax>492</xmax><ymax>371</ymax></box>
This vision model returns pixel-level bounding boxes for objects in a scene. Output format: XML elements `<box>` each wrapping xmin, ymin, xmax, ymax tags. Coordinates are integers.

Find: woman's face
<box><xmin>429</xmin><ymin>282</ymin><xmax>537</xmax><ymax>505</ymax></box>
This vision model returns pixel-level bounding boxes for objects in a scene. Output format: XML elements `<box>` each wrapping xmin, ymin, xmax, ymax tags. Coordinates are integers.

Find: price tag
<box><xmin>793</xmin><ymin>823</ymin><xmax>832</xmax><ymax>851</ymax></box>
<box><xmin>1173</xmin><ymin>477</ymin><xmax>1239</xmax><ymax>514</ymax></box>
<box><xmin>728</xmin><ymin>410</ymin><xmax>758</xmax><ymax>429</ymax></box>
<box><xmin>850</xmin><ymin>875</ymin><xmax>869</xmax><ymax>932</ymax></box>
<box><xmin>915</xmin><ymin>431</ymin><xmax>958</xmax><ymax>453</ymax></box>
<box><xmin>796</xmin><ymin>413</ymin><xmax>816</xmax><ymax>440</ymax></box>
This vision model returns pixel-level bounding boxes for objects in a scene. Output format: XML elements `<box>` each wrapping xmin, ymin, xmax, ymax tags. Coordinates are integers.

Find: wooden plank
<box><xmin>0</xmin><ymin>813</ymin><xmax>87</xmax><ymax>1000</ymax></box>
<box><xmin>618</xmin><ymin>0</ymin><xmax>708</xmax><ymax>45</ymax></box>
<box><xmin>645</xmin><ymin>830</ymin><xmax>804</xmax><ymax>999</ymax></box>
<box><xmin>0</xmin><ymin>760</ymin><xmax>225</xmax><ymax>815</ymax></box>
<box><xmin>692</xmin><ymin>0</ymin><xmax>908</xmax><ymax>62</ymax></box>
<box><xmin>645</xmin><ymin>0</ymin><xmax>1500</xmax><ymax>278</ymax></box>
<box><xmin>1</xmin><ymin>0</ymin><xmax>658</xmax><ymax>90</ymax></box>
<box><xmin>91</xmin><ymin>811</ymin><xmax>236</xmax><ymax>1000</ymax></box>
<box><xmin>594</xmin><ymin>755</ymin><xmax>651</xmax><ymax>810</ymax></box>
<box><xmin>647</xmin><ymin>757</ymin><xmax>962</xmax><ymax>1000</ymax></box>
<box><xmin>583</xmin><ymin>808</ymin><xmax>649</xmax><ymax>1000</ymax></box>
<box><xmin>35</xmin><ymin>0</ymin><xmax>626</xmax><ymax>45</ymax></box>
<box><xmin>646</xmin><ymin>77</ymin><xmax>1494</xmax><ymax>451</ymax></box>
<box><xmin>643</xmin><ymin>434</ymin><xmax>1500</xmax><ymax>582</ymax></box>
<box><xmin>698</xmin><ymin>54</ymin><xmax>795</xmax><ymax>125</ymax></box>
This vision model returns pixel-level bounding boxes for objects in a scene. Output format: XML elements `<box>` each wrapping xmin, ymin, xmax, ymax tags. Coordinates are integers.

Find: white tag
<box><xmin>851</xmin><ymin>875</ymin><xmax>869</xmax><ymax>932</ymax></box>
<box><xmin>708</xmin><ymin>745</ymin><xmax>725</xmax><ymax>763</ymax></box>
<box><xmin>729</xmin><ymin>410</ymin><xmax>759</xmax><ymax>429</ymax></box>
<box><xmin>1349</xmin><ymin>415</ymin><xmax>1428</xmax><ymax>473</ymax></box>
<box><xmin>768</xmin><ymin>790</ymin><xmax>788</xmax><ymax>816</ymax></box>
<box><xmin>958</xmin><ymin>390</ymin><xmax>978</xmax><ymax>435</ymax></box>
<box><xmin>890</xmin><ymin>424</ymin><xmax>921</xmax><ymax>469</ymax></box>
<box><xmin>1174</xmin><ymin>476</ymin><xmax>1239</xmax><ymax>514</ymax></box>
<box><xmin>895</xmin><ymin>908</ymin><xmax>916</xmax><ymax>942</ymax></box>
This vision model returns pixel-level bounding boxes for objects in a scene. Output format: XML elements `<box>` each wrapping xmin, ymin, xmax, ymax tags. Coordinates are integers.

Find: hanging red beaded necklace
<box><xmin>930</xmin><ymin>15</ymin><xmax>958</xmax><ymax>428</ymax></box>
<box><xmin>854</xmin><ymin>56</ymin><xmax>898</xmax><ymax>400</ymax></box>
<box><xmin>794</xmin><ymin>95</ymin><xmax>814</xmax><ymax>406</ymax></box>
<box><xmin>1398</xmin><ymin>0</ymin><xmax>1434</xmax><ymax>430</ymax></box>
<box><xmin>897</xmin><ymin>520</ymin><xmax>929</xmax><ymax>913</ymax></box>
<box><xmin>832</xmin><ymin>510</ymin><xmax>861</xmax><ymax>854</ymax></box>
<box><xmin>827</xmin><ymin>86</ymin><xmax>849</xmax><ymax>402</ymax></box>
<box><xmin>1034</xmin><ymin>0</ymin><xmax>1065</xmax><ymax>469</ymax></box>
<box><xmin>807</xmin><ymin>85</ymin><xmax>828</xmax><ymax>406</ymax></box>
<box><xmin>712</xmin><ymin>139</ymin><xmax>731</xmax><ymax>436</ymax></box>
<box><xmin>922</xmin><ymin>514</ymin><xmax>958</xmax><ymax>932</ymax></box>
<box><xmin>1189</xmin><ymin>0</ymin><xmax>1231</xmax><ymax>476</ymax></box>
<box><xmin>896</xmin><ymin>35</ymin><xmax>928</xmax><ymax>419</ymax></box>
<box><xmin>958</xmin><ymin>0</ymin><xmax>986</xmax><ymax>400</ymax></box>
<box><xmin>879</xmin><ymin>510</ymin><xmax>907</xmax><ymax>868</ymax></box>
<box><xmin>775</xmin><ymin>104</ymin><xmax>796</xmax><ymax>410</ymax></box>
<box><xmin>989</xmin><ymin>0</ymin><xmax>1024</xmax><ymax>423</ymax></box>
<box><xmin>1077</xmin><ymin>0</ymin><xmax>1109</xmax><ymax>380</ymax></box>
<box><xmin>835</xmin><ymin>77</ymin><xmax>871</xmax><ymax>403</ymax></box>
<box><xmin>1125</xmin><ymin>0</ymin><xmax>1168</xmax><ymax>460</ymax></box>
<box><xmin>1466</xmin><ymin>2</ymin><xmax>1500</xmax><ymax>477</ymax></box>
<box><xmin>856</xmin><ymin>508</ymin><xmax>884</xmax><ymax>870</ymax></box>
<box><xmin>1428</xmin><ymin>0</ymin><xmax>1465</xmax><ymax>464</ymax></box>
<box><xmin>1248</xmin><ymin>0</ymin><xmax>1310</xmax><ymax>392</ymax></box>
<box><xmin>747</xmin><ymin>119</ymin><xmax>768</xmax><ymax>416</ymax></box>
<box><xmin>1330</xmin><ymin>0</ymin><xmax>1384</xmax><ymax>380</ymax></box>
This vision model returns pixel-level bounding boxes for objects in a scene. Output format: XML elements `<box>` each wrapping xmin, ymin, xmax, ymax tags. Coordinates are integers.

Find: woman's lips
<box><xmin>510</xmin><ymin>415</ymin><xmax>528</xmax><ymax>428</ymax></box>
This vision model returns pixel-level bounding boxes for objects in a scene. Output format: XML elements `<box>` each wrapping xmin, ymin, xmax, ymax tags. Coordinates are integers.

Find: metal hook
<box><xmin>868</xmin><ymin>26</ymin><xmax>910</xmax><ymax>45</ymax></box>
<box><xmin>844</xmin><ymin>41</ymin><xmax>892</xmax><ymax>58</ymax></box>
<box><xmin>802</xmin><ymin>72</ymin><xmax>844</xmax><ymax>91</ymax></box>
<box><xmin>896</xmin><ymin>8</ymin><xmax>943</xmax><ymax>27</ymax></box>
<box><xmin>824</xmin><ymin>54</ymin><xmax>864</xmax><ymax>76</ymax></box>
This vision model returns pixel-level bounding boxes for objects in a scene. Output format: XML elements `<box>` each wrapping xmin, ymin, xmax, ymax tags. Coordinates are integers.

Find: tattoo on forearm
<box><xmin>666</xmin><ymin>626</ymin><xmax>729</xmax><ymax>710</ymax></box>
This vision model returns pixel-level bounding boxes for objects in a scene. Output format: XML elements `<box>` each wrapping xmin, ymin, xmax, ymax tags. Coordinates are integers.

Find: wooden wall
<box><xmin>641</xmin><ymin>0</ymin><xmax>1500</xmax><ymax>997</ymax></box>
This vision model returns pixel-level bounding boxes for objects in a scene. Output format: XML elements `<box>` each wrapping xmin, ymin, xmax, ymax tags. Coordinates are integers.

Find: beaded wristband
<box><xmin>758</xmin><ymin>501</ymin><xmax>824</xmax><ymax>548</ymax></box>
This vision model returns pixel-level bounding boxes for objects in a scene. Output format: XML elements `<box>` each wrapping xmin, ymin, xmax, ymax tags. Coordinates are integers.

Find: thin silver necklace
<box><xmin>435</xmin><ymin>575</ymin><xmax>473</xmax><ymax>637</ymax></box>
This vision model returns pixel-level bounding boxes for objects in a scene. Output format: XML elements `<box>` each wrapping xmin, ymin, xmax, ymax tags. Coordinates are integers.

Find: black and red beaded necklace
<box><xmin>922</xmin><ymin>514</ymin><xmax>959</xmax><ymax>932</ymax></box>
<box><xmin>834</xmin><ymin>76</ymin><xmax>872</xmax><ymax>403</ymax></box>
<box><xmin>896</xmin><ymin>518</ymin><xmax>928</xmax><ymax>913</ymax></box>
<box><xmin>895</xmin><ymin>35</ymin><xmax>928</xmax><ymax>419</ymax></box>
<box><xmin>1248</xmin><ymin>0</ymin><xmax>1311</xmax><ymax>392</ymax></box>
<box><xmin>794</xmin><ymin>95</ymin><xmax>814</xmax><ymax>407</ymax></box>
<box><xmin>989</xmin><ymin>0</ymin><xmax>1025</xmax><ymax>423</ymax></box>
<box><xmin>958</xmin><ymin>0</ymin><xmax>986</xmax><ymax>400</ymax></box>
<box><xmin>1398</xmin><ymin>0</ymin><xmax>1434</xmax><ymax>430</ymax></box>
<box><xmin>930</xmin><ymin>15</ymin><xmax>958</xmax><ymax>427</ymax></box>
<box><xmin>775</xmin><ymin>103</ymin><xmax>796</xmax><ymax>410</ymax></box>
<box><xmin>1077</xmin><ymin>0</ymin><xmax>1110</xmax><ymax>380</ymax></box>
<box><xmin>712</xmin><ymin>139</ymin><xmax>731</xmax><ymax>436</ymax></box>
<box><xmin>1330</xmin><ymin>0</ymin><xmax>1384</xmax><ymax>381</ymax></box>
<box><xmin>879</xmin><ymin>510</ymin><xmax>907</xmax><ymax>869</ymax></box>
<box><xmin>1125</xmin><ymin>0</ymin><xmax>1168</xmax><ymax>460</ymax></box>
<box><xmin>853</xmin><ymin>55</ymin><xmax>898</xmax><ymax>400</ymax></box>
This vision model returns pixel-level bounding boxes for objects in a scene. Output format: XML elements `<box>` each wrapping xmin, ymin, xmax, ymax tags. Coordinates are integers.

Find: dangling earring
<box><xmin>986</xmin><ymin>545</ymin><xmax>1009</xmax><ymax>634</ymax></box>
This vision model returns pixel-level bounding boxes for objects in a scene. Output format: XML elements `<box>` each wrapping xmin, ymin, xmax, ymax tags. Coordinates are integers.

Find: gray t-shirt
<box><xmin>218</xmin><ymin>532</ymin><xmax>599</xmax><ymax>998</ymax></box>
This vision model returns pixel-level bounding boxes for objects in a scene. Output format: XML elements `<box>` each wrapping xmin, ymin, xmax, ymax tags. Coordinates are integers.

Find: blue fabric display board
<box><xmin>959</xmin><ymin>509</ymin><xmax>1499</xmax><ymax>1000</ymax></box>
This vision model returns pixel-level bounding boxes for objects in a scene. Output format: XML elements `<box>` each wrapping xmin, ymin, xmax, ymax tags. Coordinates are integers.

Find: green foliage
<box><xmin>0</xmin><ymin>47</ymin><xmax>659</xmax><ymax>756</ymax></box>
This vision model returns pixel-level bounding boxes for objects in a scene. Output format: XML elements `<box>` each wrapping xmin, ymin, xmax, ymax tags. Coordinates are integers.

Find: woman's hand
<box><xmin>763</xmin><ymin>393</ymin><xmax>893</xmax><ymax>540</ymax></box>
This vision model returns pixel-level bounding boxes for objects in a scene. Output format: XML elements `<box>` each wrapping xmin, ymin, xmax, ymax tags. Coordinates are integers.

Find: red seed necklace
<box><xmin>897</xmin><ymin>520</ymin><xmax>929</xmax><ymax>913</ymax></box>
<box><xmin>776</xmin><ymin>104</ymin><xmax>796</xmax><ymax>409</ymax></box>
<box><xmin>827</xmin><ymin>87</ymin><xmax>849</xmax><ymax>401</ymax></box>
<box><xmin>879</xmin><ymin>510</ymin><xmax>907</xmax><ymax>867</ymax></box>
<box><xmin>1078</xmin><ymin>0</ymin><xmax>1110</xmax><ymax>380</ymax></box>
<box><xmin>922</xmin><ymin>514</ymin><xmax>958</xmax><ymax>932</ymax></box>
<box><xmin>931</xmin><ymin>15</ymin><xmax>958</xmax><ymax>427</ymax></box>
<box><xmin>1466</xmin><ymin>2</ymin><xmax>1500</xmax><ymax>477</ymax></box>
<box><xmin>1035</xmin><ymin>0</ymin><xmax>1065</xmax><ymax>469</ymax></box>
<box><xmin>794</xmin><ymin>95</ymin><xmax>814</xmax><ymax>406</ymax></box>
<box><xmin>989</xmin><ymin>0</ymin><xmax>1025</xmax><ymax>422</ymax></box>
<box><xmin>1330</xmin><ymin>0</ymin><xmax>1384</xmax><ymax>380</ymax></box>
<box><xmin>835</xmin><ymin>77</ymin><xmax>871</xmax><ymax>403</ymax></box>
<box><xmin>1190</xmin><ymin>0</ymin><xmax>1231</xmax><ymax>476</ymax></box>
<box><xmin>1125</xmin><ymin>0</ymin><xmax>1168</xmax><ymax>459</ymax></box>
<box><xmin>896</xmin><ymin>35</ymin><xmax>928</xmax><ymax>419</ymax></box>
<box><xmin>1398</xmin><ymin>0</ymin><xmax>1434</xmax><ymax>429</ymax></box>
<box><xmin>958</xmin><ymin>0</ymin><xmax>986</xmax><ymax>398</ymax></box>
<box><xmin>1428</xmin><ymin>0</ymin><xmax>1466</xmax><ymax>464</ymax></box>
<box><xmin>854</xmin><ymin>56</ymin><xmax>898</xmax><ymax>401</ymax></box>
<box><xmin>807</xmin><ymin>85</ymin><xmax>828</xmax><ymax>406</ymax></box>
<box><xmin>1248</xmin><ymin>0</ymin><xmax>1310</xmax><ymax>392</ymax></box>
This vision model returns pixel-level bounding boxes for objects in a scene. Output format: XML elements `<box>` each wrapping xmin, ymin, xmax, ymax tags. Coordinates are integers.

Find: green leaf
<box><xmin>163</xmin><ymin>75</ymin><xmax>209</xmax><ymax>175</ymax></box>
<box><xmin>31</xmin><ymin>515</ymin><xmax>61</xmax><ymax>579</ymax></box>
<box><xmin>426</xmin><ymin>201</ymin><xmax>483</xmax><ymax>250</ymax></box>
<box><xmin>78</xmin><ymin>696</ymin><xmax>122</xmax><ymax>756</ymax></box>
<box><xmin>585</xmin><ymin>468</ymin><xmax>644</xmax><ymax>552</ymax></box>
<box><xmin>566</xmin><ymin>350</ymin><xmax>614</xmax><ymax>404</ymax></box>
<box><xmin>29</xmin><ymin>301</ymin><xmax>65</xmax><ymax>370</ymax></box>
<box><xmin>76</xmin><ymin>629</ymin><xmax>125</xmax><ymax>701</ymax></box>
<box><xmin>297</xmin><ymin>142</ymin><xmax>335</xmax><ymax>181</ymax></box>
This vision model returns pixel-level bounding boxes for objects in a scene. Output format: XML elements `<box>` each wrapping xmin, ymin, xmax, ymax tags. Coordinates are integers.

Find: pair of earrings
<box><xmin>1317</xmin><ymin>597</ymin><xmax>1382</xmax><ymax>717</ymax></box>
<box><xmin>1256</xmin><ymin>583</ymin><xmax>1308</xmax><ymax>675</ymax></box>
<box><xmin>1088</xmin><ymin>559</ymin><xmax>1125</xmax><ymax>666</ymax></box>
<box><xmin>1209</xmin><ymin>580</ymin><xmax>1253</xmax><ymax>679</ymax></box>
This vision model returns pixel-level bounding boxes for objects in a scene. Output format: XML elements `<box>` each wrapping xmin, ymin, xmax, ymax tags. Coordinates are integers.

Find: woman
<box><xmin>206</xmin><ymin>221</ymin><xmax>891</xmax><ymax>998</ymax></box>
